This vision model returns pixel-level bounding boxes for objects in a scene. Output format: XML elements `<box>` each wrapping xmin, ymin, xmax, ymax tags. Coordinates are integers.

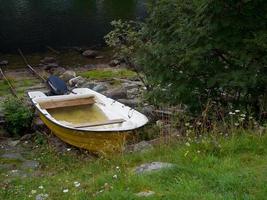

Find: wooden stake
<box><xmin>18</xmin><ymin>48</ymin><xmax>46</xmax><ymax>83</ymax></box>
<box><xmin>0</xmin><ymin>66</ymin><xmax>18</xmax><ymax>98</ymax></box>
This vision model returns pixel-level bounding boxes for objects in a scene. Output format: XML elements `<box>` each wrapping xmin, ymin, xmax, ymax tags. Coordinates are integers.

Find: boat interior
<box><xmin>38</xmin><ymin>95</ymin><xmax>125</xmax><ymax>128</ymax></box>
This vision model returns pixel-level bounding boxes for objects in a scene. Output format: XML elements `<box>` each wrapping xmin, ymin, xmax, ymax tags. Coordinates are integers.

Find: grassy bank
<box><xmin>1</xmin><ymin>130</ymin><xmax>267</xmax><ymax>199</ymax></box>
<box><xmin>79</xmin><ymin>68</ymin><xmax>137</xmax><ymax>80</ymax></box>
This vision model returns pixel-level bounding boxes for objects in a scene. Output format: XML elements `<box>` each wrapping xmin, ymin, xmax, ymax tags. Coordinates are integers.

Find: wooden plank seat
<box><xmin>73</xmin><ymin>119</ymin><xmax>126</xmax><ymax>128</ymax></box>
<box><xmin>39</xmin><ymin>96</ymin><xmax>95</xmax><ymax>109</ymax></box>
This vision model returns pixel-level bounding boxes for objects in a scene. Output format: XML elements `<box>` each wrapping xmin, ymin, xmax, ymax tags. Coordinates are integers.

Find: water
<box><xmin>48</xmin><ymin>104</ymin><xmax>108</xmax><ymax>125</ymax></box>
<box><xmin>0</xmin><ymin>0</ymin><xmax>147</xmax><ymax>52</ymax></box>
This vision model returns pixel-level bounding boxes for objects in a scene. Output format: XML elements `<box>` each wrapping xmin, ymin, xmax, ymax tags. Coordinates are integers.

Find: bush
<box><xmin>3</xmin><ymin>97</ymin><xmax>33</xmax><ymax>136</ymax></box>
<box><xmin>106</xmin><ymin>0</ymin><xmax>267</xmax><ymax>119</ymax></box>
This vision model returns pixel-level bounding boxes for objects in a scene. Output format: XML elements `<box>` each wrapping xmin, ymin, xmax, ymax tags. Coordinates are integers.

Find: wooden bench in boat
<box><xmin>39</xmin><ymin>96</ymin><xmax>95</xmax><ymax>109</ymax></box>
<box><xmin>72</xmin><ymin>118</ymin><xmax>126</xmax><ymax>128</ymax></box>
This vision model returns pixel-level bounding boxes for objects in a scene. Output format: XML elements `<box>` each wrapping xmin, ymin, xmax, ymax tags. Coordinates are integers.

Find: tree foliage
<box><xmin>106</xmin><ymin>0</ymin><xmax>267</xmax><ymax>116</ymax></box>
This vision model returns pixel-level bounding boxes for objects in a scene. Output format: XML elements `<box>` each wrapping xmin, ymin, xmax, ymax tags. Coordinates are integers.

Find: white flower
<box><xmin>66</xmin><ymin>148</ymin><xmax>71</xmax><ymax>151</ymax></box>
<box><xmin>185</xmin><ymin>142</ymin><xmax>190</xmax><ymax>147</ymax></box>
<box><xmin>235</xmin><ymin>110</ymin><xmax>240</xmax><ymax>113</ymax></box>
<box><xmin>112</xmin><ymin>174</ymin><xmax>118</xmax><ymax>179</ymax></box>
<box><xmin>38</xmin><ymin>185</ymin><xmax>44</xmax><ymax>189</ymax></box>
<box><xmin>229</xmin><ymin>112</ymin><xmax>235</xmax><ymax>115</ymax></box>
<box><xmin>197</xmin><ymin>150</ymin><xmax>201</xmax><ymax>154</ymax></box>
<box><xmin>234</xmin><ymin>122</ymin><xmax>239</xmax><ymax>126</ymax></box>
<box><xmin>196</xmin><ymin>122</ymin><xmax>202</xmax><ymax>126</ymax></box>
<box><xmin>185</xmin><ymin>122</ymin><xmax>190</xmax><ymax>127</ymax></box>
<box><xmin>74</xmin><ymin>181</ymin><xmax>80</xmax><ymax>188</ymax></box>
<box><xmin>240</xmin><ymin>114</ymin><xmax>246</xmax><ymax>118</ymax></box>
<box><xmin>63</xmin><ymin>189</ymin><xmax>69</xmax><ymax>193</ymax></box>
<box><xmin>249</xmin><ymin>116</ymin><xmax>253</xmax><ymax>120</ymax></box>
<box><xmin>179</xmin><ymin>70</ymin><xmax>183</xmax><ymax>74</ymax></box>
<box><xmin>31</xmin><ymin>190</ymin><xmax>37</xmax><ymax>194</ymax></box>
<box><xmin>239</xmin><ymin>118</ymin><xmax>245</xmax><ymax>122</ymax></box>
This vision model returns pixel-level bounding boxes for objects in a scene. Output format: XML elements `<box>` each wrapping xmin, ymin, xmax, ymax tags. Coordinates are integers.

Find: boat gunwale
<box><xmin>28</xmin><ymin>90</ymin><xmax>148</xmax><ymax>133</ymax></box>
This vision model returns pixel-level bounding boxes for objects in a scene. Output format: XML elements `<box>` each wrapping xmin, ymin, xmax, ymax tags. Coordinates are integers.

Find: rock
<box><xmin>68</xmin><ymin>76</ymin><xmax>86</xmax><ymax>87</ymax></box>
<box><xmin>134</xmin><ymin>162</ymin><xmax>174</xmax><ymax>174</ymax></box>
<box><xmin>20</xmin><ymin>134</ymin><xmax>34</xmax><ymax>141</ymax></box>
<box><xmin>109</xmin><ymin>59</ymin><xmax>120</xmax><ymax>67</ymax></box>
<box><xmin>73</xmin><ymin>46</ymin><xmax>84</xmax><ymax>53</ymax></box>
<box><xmin>127</xmin><ymin>88</ymin><xmax>141</xmax><ymax>98</ymax></box>
<box><xmin>135</xmin><ymin>191</ymin><xmax>155</xmax><ymax>197</ymax></box>
<box><xmin>0</xmin><ymin>60</ymin><xmax>8</xmax><ymax>66</ymax></box>
<box><xmin>1</xmin><ymin>153</ymin><xmax>25</xmax><ymax>161</ymax></box>
<box><xmin>36</xmin><ymin>193</ymin><xmax>49</xmax><ymax>200</ymax></box>
<box><xmin>122</xmin><ymin>82</ymin><xmax>140</xmax><ymax>90</ymax></box>
<box><xmin>40</xmin><ymin>57</ymin><xmax>56</xmax><ymax>64</ymax></box>
<box><xmin>60</xmin><ymin>70</ymin><xmax>76</xmax><ymax>82</ymax></box>
<box><xmin>22</xmin><ymin>160</ymin><xmax>39</xmax><ymax>170</ymax></box>
<box><xmin>7</xmin><ymin>140</ymin><xmax>20</xmax><ymax>147</ymax></box>
<box><xmin>82</xmin><ymin>82</ymin><xmax>97</xmax><ymax>89</ymax></box>
<box><xmin>50</xmin><ymin>67</ymin><xmax>66</xmax><ymax>76</ymax></box>
<box><xmin>82</xmin><ymin>50</ymin><xmax>98</xmax><ymax>58</ymax></box>
<box><xmin>84</xmin><ymin>64</ymin><xmax>96</xmax><ymax>69</ymax></box>
<box><xmin>118</xmin><ymin>99</ymin><xmax>140</xmax><ymax>107</ymax></box>
<box><xmin>43</xmin><ymin>63</ymin><xmax>59</xmax><ymax>69</ymax></box>
<box><xmin>8</xmin><ymin>169</ymin><xmax>28</xmax><ymax>178</ymax></box>
<box><xmin>140</xmin><ymin>105</ymin><xmax>155</xmax><ymax>120</ymax></box>
<box><xmin>92</xmin><ymin>84</ymin><xmax>108</xmax><ymax>93</ymax></box>
<box><xmin>133</xmin><ymin>141</ymin><xmax>153</xmax><ymax>152</ymax></box>
<box><xmin>105</xmin><ymin>88</ymin><xmax>127</xmax><ymax>99</ymax></box>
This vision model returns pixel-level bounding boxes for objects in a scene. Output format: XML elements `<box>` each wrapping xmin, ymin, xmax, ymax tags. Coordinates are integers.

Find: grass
<box><xmin>79</xmin><ymin>68</ymin><xmax>137</xmax><ymax>80</ymax></box>
<box><xmin>0</xmin><ymin>78</ymin><xmax>40</xmax><ymax>97</ymax></box>
<box><xmin>1</xmin><ymin>130</ymin><xmax>267</xmax><ymax>199</ymax></box>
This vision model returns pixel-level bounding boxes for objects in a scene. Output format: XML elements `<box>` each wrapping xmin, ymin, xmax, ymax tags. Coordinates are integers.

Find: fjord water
<box><xmin>0</xmin><ymin>0</ymin><xmax>146</xmax><ymax>52</ymax></box>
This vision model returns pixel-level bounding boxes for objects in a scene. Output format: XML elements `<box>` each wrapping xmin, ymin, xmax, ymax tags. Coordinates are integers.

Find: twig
<box><xmin>18</xmin><ymin>48</ymin><xmax>46</xmax><ymax>82</ymax></box>
<box><xmin>46</xmin><ymin>46</ymin><xmax>60</xmax><ymax>54</ymax></box>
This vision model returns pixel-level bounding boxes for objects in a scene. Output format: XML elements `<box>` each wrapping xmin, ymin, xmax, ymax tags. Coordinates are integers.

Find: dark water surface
<box><xmin>0</xmin><ymin>0</ymin><xmax>146</xmax><ymax>52</ymax></box>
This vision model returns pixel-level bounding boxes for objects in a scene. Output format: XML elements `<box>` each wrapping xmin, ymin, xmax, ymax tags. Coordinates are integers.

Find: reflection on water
<box><xmin>0</xmin><ymin>0</ymin><xmax>146</xmax><ymax>52</ymax></box>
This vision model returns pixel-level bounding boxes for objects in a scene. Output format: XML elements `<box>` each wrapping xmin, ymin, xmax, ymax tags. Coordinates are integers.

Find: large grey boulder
<box><xmin>60</xmin><ymin>70</ymin><xmax>76</xmax><ymax>82</ymax></box>
<box><xmin>82</xmin><ymin>50</ymin><xmax>98</xmax><ymax>58</ymax></box>
<box><xmin>134</xmin><ymin>162</ymin><xmax>174</xmax><ymax>174</ymax></box>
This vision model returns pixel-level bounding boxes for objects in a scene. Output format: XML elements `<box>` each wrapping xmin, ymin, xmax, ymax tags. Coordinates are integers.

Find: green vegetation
<box><xmin>106</xmin><ymin>0</ymin><xmax>267</xmax><ymax>116</ymax></box>
<box><xmin>79</xmin><ymin>68</ymin><xmax>136</xmax><ymax>80</ymax></box>
<box><xmin>0</xmin><ymin>78</ymin><xmax>39</xmax><ymax>97</ymax></box>
<box><xmin>2</xmin><ymin>97</ymin><xmax>33</xmax><ymax>136</ymax></box>
<box><xmin>1</xmin><ymin>130</ymin><xmax>267</xmax><ymax>199</ymax></box>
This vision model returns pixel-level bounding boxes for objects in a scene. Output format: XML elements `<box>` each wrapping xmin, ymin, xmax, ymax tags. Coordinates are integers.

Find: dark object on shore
<box><xmin>47</xmin><ymin>75</ymin><xmax>68</xmax><ymax>95</ymax></box>
<box><xmin>82</xmin><ymin>50</ymin><xmax>98</xmax><ymax>58</ymax></box>
<box><xmin>0</xmin><ymin>60</ymin><xmax>8</xmax><ymax>66</ymax></box>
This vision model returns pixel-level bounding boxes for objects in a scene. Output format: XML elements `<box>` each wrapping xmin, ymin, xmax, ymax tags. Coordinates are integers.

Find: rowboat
<box><xmin>28</xmin><ymin>88</ymin><xmax>149</xmax><ymax>155</ymax></box>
